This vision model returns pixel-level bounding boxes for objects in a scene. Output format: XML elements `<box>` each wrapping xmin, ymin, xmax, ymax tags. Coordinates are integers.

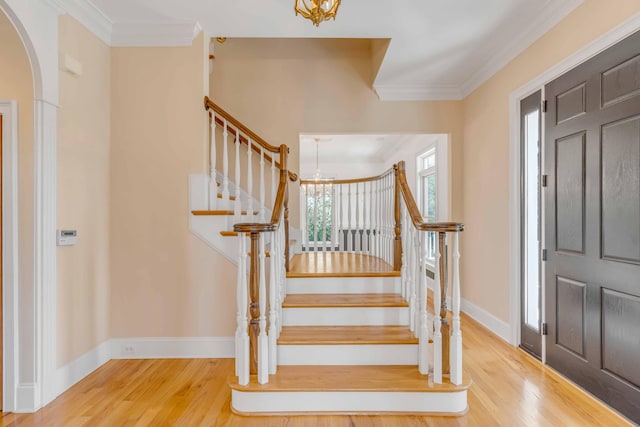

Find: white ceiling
<box><xmin>62</xmin><ymin>0</ymin><xmax>583</xmax><ymax>100</ymax></box>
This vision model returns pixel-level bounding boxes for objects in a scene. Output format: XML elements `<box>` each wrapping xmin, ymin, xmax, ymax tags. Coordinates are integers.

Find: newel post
<box><xmin>248</xmin><ymin>232</ymin><xmax>260</xmax><ymax>375</ymax></box>
<box><xmin>281</xmin><ymin>145</ymin><xmax>291</xmax><ymax>272</ymax></box>
<box><xmin>393</xmin><ymin>165</ymin><xmax>403</xmax><ymax>271</ymax></box>
<box><xmin>439</xmin><ymin>231</ymin><xmax>451</xmax><ymax>375</ymax></box>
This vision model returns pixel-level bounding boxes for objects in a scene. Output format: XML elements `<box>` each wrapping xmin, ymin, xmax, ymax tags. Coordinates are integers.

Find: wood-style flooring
<box><xmin>2</xmin><ymin>314</ymin><xmax>632</xmax><ymax>426</ymax></box>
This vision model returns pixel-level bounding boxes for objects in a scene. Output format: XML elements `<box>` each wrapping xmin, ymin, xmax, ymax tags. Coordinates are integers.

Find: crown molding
<box><xmin>111</xmin><ymin>21</ymin><xmax>202</xmax><ymax>47</ymax></box>
<box><xmin>374</xmin><ymin>84</ymin><xmax>463</xmax><ymax>101</ymax></box>
<box><xmin>460</xmin><ymin>0</ymin><xmax>584</xmax><ymax>98</ymax></box>
<box><xmin>47</xmin><ymin>0</ymin><xmax>112</xmax><ymax>45</ymax></box>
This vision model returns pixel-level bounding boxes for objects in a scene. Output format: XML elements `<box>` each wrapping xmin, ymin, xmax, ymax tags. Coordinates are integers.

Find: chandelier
<box><xmin>295</xmin><ymin>0</ymin><xmax>341</xmax><ymax>27</ymax></box>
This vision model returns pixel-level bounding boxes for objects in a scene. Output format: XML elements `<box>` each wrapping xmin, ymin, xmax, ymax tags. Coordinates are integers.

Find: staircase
<box><xmin>191</xmin><ymin>97</ymin><xmax>469</xmax><ymax>415</ymax></box>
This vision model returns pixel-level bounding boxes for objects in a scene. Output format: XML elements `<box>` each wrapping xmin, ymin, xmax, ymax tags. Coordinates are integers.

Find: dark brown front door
<box><xmin>545</xmin><ymin>30</ymin><xmax>640</xmax><ymax>423</ymax></box>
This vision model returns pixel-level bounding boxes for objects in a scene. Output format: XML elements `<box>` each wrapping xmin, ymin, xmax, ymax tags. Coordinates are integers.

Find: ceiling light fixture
<box><xmin>295</xmin><ymin>0</ymin><xmax>341</xmax><ymax>27</ymax></box>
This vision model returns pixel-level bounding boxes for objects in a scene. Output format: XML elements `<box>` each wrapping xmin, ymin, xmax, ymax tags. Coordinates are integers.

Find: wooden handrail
<box><xmin>205</xmin><ymin>96</ymin><xmax>298</xmax><ymax>182</ymax></box>
<box><xmin>299</xmin><ymin>167</ymin><xmax>394</xmax><ymax>185</ymax></box>
<box><xmin>395</xmin><ymin>161</ymin><xmax>464</xmax><ymax>233</ymax></box>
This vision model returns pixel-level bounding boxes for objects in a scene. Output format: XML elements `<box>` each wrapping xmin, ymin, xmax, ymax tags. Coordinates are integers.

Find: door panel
<box><xmin>545</xmin><ymin>29</ymin><xmax>640</xmax><ymax>423</ymax></box>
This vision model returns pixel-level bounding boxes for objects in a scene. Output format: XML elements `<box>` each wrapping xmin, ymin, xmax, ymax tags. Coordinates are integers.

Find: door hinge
<box><xmin>542</xmin><ymin>249</ymin><xmax>547</xmax><ymax>261</ymax></box>
<box><xmin>542</xmin><ymin>100</ymin><xmax>548</xmax><ymax>113</ymax></box>
<box><xmin>541</xmin><ymin>175</ymin><xmax>548</xmax><ymax>187</ymax></box>
<box><xmin>542</xmin><ymin>323</ymin><xmax>548</xmax><ymax>336</ymax></box>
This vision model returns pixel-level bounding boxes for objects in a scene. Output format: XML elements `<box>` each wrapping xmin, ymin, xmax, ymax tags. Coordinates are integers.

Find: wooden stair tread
<box><xmin>278</xmin><ymin>326</ymin><xmax>418</xmax><ymax>345</ymax></box>
<box><xmin>283</xmin><ymin>294</ymin><xmax>408</xmax><ymax>308</ymax></box>
<box><xmin>228</xmin><ymin>365</ymin><xmax>471</xmax><ymax>393</ymax></box>
<box><xmin>191</xmin><ymin>210</ymin><xmax>258</xmax><ymax>216</ymax></box>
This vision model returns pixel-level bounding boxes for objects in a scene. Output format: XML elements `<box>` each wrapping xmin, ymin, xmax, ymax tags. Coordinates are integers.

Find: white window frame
<box><xmin>416</xmin><ymin>136</ymin><xmax>449</xmax><ymax>265</ymax></box>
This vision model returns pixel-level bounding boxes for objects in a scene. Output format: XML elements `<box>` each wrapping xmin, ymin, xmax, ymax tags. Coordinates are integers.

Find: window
<box><xmin>415</xmin><ymin>138</ymin><xmax>448</xmax><ymax>263</ymax></box>
<box><xmin>418</xmin><ymin>149</ymin><xmax>437</xmax><ymax>222</ymax></box>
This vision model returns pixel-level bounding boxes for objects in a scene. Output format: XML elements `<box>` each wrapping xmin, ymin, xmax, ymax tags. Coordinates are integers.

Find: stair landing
<box><xmin>288</xmin><ymin>252</ymin><xmax>400</xmax><ymax>278</ymax></box>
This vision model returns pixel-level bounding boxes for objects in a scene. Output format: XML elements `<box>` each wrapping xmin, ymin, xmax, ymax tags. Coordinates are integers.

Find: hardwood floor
<box><xmin>2</xmin><ymin>314</ymin><xmax>632</xmax><ymax>426</ymax></box>
<box><xmin>288</xmin><ymin>253</ymin><xmax>400</xmax><ymax>277</ymax></box>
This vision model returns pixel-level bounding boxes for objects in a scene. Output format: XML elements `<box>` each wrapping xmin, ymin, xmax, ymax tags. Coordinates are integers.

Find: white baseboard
<box><xmin>110</xmin><ymin>337</ymin><xmax>235</xmax><ymax>359</ymax></box>
<box><xmin>15</xmin><ymin>383</ymin><xmax>38</xmax><ymax>413</ymax></box>
<box><xmin>461</xmin><ymin>298</ymin><xmax>510</xmax><ymax>343</ymax></box>
<box><xmin>56</xmin><ymin>340</ymin><xmax>112</xmax><ymax>396</ymax></box>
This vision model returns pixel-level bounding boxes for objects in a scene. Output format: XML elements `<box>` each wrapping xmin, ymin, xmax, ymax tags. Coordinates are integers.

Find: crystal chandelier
<box><xmin>295</xmin><ymin>0</ymin><xmax>341</xmax><ymax>27</ymax></box>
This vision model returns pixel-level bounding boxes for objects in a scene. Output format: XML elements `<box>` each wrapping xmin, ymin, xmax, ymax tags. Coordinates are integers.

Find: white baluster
<box><xmin>209</xmin><ymin>113</ymin><xmax>217</xmax><ymax>210</ymax></box>
<box><xmin>234</xmin><ymin>130</ymin><xmax>241</xmax><ymax>222</ymax></box>
<box><xmin>313</xmin><ymin>184</ymin><xmax>319</xmax><ymax>251</ymax></box>
<box><xmin>355</xmin><ymin>183</ymin><xmax>360</xmax><ymax>253</ymax></box>
<box><xmin>271</xmin><ymin>158</ymin><xmax>276</xmax><ymax>209</ymax></box>
<box><xmin>222</xmin><ymin>120</ymin><xmax>230</xmax><ymax>209</ymax></box>
<box><xmin>432</xmin><ymin>231</ymin><xmax>443</xmax><ymax>383</ymax></box>
<box><xmin>409</xmin><ymin>226</ymin><xmax>417</xmax><ymax>334</ymax></box>
<box><xmin>364</xmin><ymin>181</ymin><xmax>370</xmax><ymax>254</ymax></box>
<box><xmin>260</xmin><ymin>148</ymin><xmax>266</xmax><ymax>222</ymax></box>
<box><xmin>247</xmin><ymin>139</ymin><xmax>253</xmax><ymax>221</ymax></box>
<box><xmin>236</xmin><ymin>234</ymin><xmax>249</xmax><ymax>385</ymax></box>
<box><xmin>302</xmin><ymin>184</ymin><xmax>308</xmax><ymax>251</ymax></box>
<box><xmin>268</xmin><ymin>230</ymin><xmax>278</xmax><ymax>374</ymax></box>
<box><xmin>258</xmin><ymin>234</ymin><xmax>269</xmax><ymax>384</ymax></box>
<box><xmin>278</xmin><ymin>218</ymin><xmax>286</xmax><ymax>334</ymax></box>
<box><xmin>419</xmin><ymin>232</ymin><xmax>430</xmax><ymax>375</ymax></box>
<box><xmin>400</xmin><ymin>203</ymin><xmax>408</xmax><ymax>300</ymax></box>
<box><xmin>332</xmin><ymin>184</ymin><xmax>337</xmax><ymax>251</ymax></box>
<box><xmin>338</xmin><ymin>185</ymin><xmax>344</xmax><ymax>251</ymax></box>
<box><xmin>347</xmin><ymin>184</ymin><xmax>352</xmax><ymax>252</ymax></box>
<box><xmin>322</xmin><ymin>183</ymin><xmax>328</xmax><ymax>252</ymax></box>
<box><xmin>450</xmin><ymin>232</ymin><xmax>463</xmax><ymax>385</ymax></box>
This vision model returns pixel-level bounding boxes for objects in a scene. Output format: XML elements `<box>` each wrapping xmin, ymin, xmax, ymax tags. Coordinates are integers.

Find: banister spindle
<box><xmin>418</xmin><ymin>231</ymin><xmax>430</xmax><ymax>375</ymax></box>
<box><xmin>209</xmin><ymin>113</ymin><xmax>217</xmax><ymax>209</ymax></box>
<box><xmin>247</xmin><ymin>139</ymin><xmax>254</xmax><ymax>221</ymax></box>
<box><xmin>258</xmin><ymin>233</ymin><xmax>268</xmax><ymax>384</ymax></box>
<box><xmin>355</xmin><ymin>182</ymin><xmax>360</xmax><ymax>253</ymax></box>
<box><xmin>302</xmin><ymin>185</ymin><xmax>308</xmax><ymax>251</ymax></box>
<box><xmin>260</xmin><ymin>148</ymin><xmax>266</xmax><ymax>222</ymax></box>
<box><xmin>222</xmin><ymin>120</ymin><xmax>230</xmax><ymax>209</ymax></box>
<box><xmin>338</xmin><ymin>185</ymin><xmax>344</xmax><ymax>251</ymax></box>
<box><xmin>321</xmin><ymin>183</ymin><xmax>327</xmax><ymax>252</ymax></box>
<box><xmin>439</xmin><ymin>231</ymin><xmax>451</xmax><ymax>376</ymax></box>
<box><xmin>347</xmin><ymin>183</ymin><xmax>352</xmax><ymax>252</ymax></box>
<box><xmin>314</xmin><ymin>183</ymin><xmax>319</xmax><ymax>251</ymax></box>
<box><xmin>234</xmin><ymin>130</ymin><xmax>241</xmax><ymax>222</ymax></box>
<box><xmin>332</xmin><ymin>184</ymin><xmax>338</xmax><ymax>251</ymax></box>
<box><xmin>236</xmin><ymin>233</ymin><xmax>249</xmax><ymax>385</ymax></box>
<box><xmin>268</xmin><ymin>230</ymin><xmax>278</xmax><ymax>375</ymax></box>
<box><xmin>365</xmin><ymin>181</ymin><xmax>370</xmax><ymax>254</ymax></box>
<box><xmin>432</xmin><ymin>231</ymin><xmax>443</xmax><ymax>383</ymax></box>
<box><xmin>450</xmin><ymin>232</ymin><xmax>463</xmax><ymax>385</ymax></box>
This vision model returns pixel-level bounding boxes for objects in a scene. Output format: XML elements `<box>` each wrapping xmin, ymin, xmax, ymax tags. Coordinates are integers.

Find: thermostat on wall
<box><xmin>57</xmin><ymin>229</ymin><xmax>77</xmax><ymax>246</ymax></box>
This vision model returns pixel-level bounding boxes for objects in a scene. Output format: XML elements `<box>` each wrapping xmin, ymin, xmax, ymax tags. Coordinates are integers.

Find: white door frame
<box><xmin>508</xmin><ymin>12</ymin><xmax>640</xmax><ymax>352</ymax></box>
<box><xmin>0</xmin><ymin>100</ymin><xmax>19</xmax><ymax>411</ymax></box>
<box><xmin>0</xmin><ymin>0</ymin><xmax>60</xmax><ymax>412</ymax></box>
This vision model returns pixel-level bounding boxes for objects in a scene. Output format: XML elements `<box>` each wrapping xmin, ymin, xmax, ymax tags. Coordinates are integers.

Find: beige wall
<box><xmin>110</xmin><ymin>34</ymin><xmax>236</xmax><ymax>338</ymax></box>
<box><xmin>211</xmin><ymin>39</ymin><xmax>465</xmax><ymax>228</ymax></box>
<box><xmin>462</xmin><ymin>0</ymin><xmax>640</xmax><ymax>322</ymax></box>
<box><xmin>57</xmin><ymin>15</ymin><xmax>111</xmax><ymax>367</ymax></box>
<box><xmin>0</xmin><ymin>9</ymin><xmax>36</xmax><ymax>383</ymax></box>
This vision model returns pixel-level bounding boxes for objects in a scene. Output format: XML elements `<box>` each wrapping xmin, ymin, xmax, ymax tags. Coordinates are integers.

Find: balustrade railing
<box><xmin>300</xmin><ymin>169</ymin><xmax>402</xmax><ymax>270</ymax></box>
<box><xmin>204</xmin><ymin>97</ymin><xmax>294</xmax><ymax>385</ymax></box>
<box><xmin>395</xmin><ymin>160</ymin><xmax>464</xmax><ymax>385</ymax></box>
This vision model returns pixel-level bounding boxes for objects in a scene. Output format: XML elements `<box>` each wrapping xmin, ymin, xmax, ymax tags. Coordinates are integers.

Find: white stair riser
<box><xmin>282</xmin><ymin>307</ymin><xmax>409</xmax><ymax>326</ymax></box>
<box><xmin>286</xmin><ymin>276</ymin><xmax>401</xmax><ymax>294</ymax></box>
<box><xmin>232</xmin><ymin>390</ymin><xmax>468</xmax><ymax>414</ymax></box>
<box><xmin>278</xmin><ymin>344</ymin><xmax>418</xmax><ymax>365</ymax></box>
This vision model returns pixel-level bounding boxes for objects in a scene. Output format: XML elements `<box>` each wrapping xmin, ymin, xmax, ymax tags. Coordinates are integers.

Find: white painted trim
<box><xmin>278</xmin><ymin>344</ymin><xmax>418</xmax><ymax>365</ymax></box>
<box><xmin>15</xmin><ymin>383</ymin><xmax>37</xmax><ymax>413</ymax></box>
<box><xmin>46</xmin><ymin>0</ymin><xmax>112</xmax><ymax>45</ymax></box>
<box><xmin>374</xmin><ymin>84</ymin><xmax>463</xmax><ymax>101</ymax></box>
<box><xmin>34</xmin><ymin>99</ymin><xmax>59</xmax><ymax>408</ymax></box>
<box><xmin>55</xmin><ymin>340</ymin><xmax>111</xmax><ymax>395</ymax></box>
<box><xmin>0</xmin><ymin>100</ymin><xmax>19</xmax><ymax>413</ymax></box>
<box><xmin>461</xmin><ymin>298</ymin><xmax>510</xmax><ymax>343</ymax></box>
<box><xmin>460</xmin><ymin>0</ymin><xmax>584</xmax><ymax>98</ymax></box>
<box><xmin>508</xmin><ymin>10</ymin><xmax>640</xmax><ymax>348</ymax></box>
<box><xmin>110</xmin><ymin>21</ymin><xmax>201</xmax><ymax>47</ymax></box>
<box><xmin>111</xmin><ymin>337</ymin><xmax>235</xmax><ymax>359</ymax></box>
<box><xmin>232</xmin><ymin>390</ymin><xmax>468</xmax><ymax>414</ymax></box>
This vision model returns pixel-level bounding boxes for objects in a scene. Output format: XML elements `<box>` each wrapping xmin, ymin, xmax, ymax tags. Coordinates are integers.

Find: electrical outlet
<box><xmin>122</xmin><ymin>344</ymin><xmax>136</xmax><ymax>356</ymax></box>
